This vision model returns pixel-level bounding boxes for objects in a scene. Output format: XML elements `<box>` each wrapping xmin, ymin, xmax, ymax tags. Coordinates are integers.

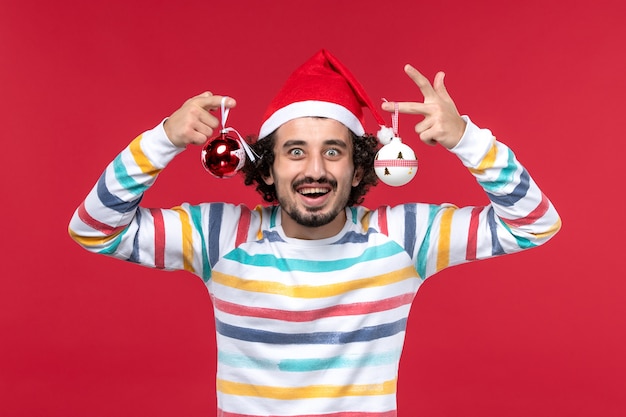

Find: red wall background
<box><xmin>2</xmin><ymin>1</ymin><xmax>625</xmax><ymax>416</ymax></box>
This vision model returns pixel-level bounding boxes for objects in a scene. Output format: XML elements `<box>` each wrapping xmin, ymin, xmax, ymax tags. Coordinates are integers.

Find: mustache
<box><xmin>293</xmin><ymin>177</ymin><xmax>338</xmax><ymax>190</ymax></box>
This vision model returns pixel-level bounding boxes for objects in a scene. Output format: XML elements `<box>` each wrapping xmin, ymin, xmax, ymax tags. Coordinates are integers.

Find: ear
<box><xmin>352</xmin><ymin>167</ymin><xmax>363</xmax><ymax>187</ymax></box>
<box><xmin>263</xmin><ymin>169</ymin><xmax>275</xmax><ymax>186</ymax></box>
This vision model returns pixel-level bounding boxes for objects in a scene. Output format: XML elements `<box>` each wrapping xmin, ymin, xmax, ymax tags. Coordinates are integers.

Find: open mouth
<box><xmin>297</xmin><ymin>187</ymin><xmax>330</xmax><ymax>199</ymax></box>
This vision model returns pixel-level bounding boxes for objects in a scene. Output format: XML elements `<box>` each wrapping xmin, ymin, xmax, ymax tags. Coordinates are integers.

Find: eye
<box><xmin>325</xmin><ymin>148</ymin><xmax>340</xmax><ymax>158</ymax></box>
<box><xmin>289</xmin><ymin>148</ymin><xmax>304</xmax><ymax>158</ymax></box>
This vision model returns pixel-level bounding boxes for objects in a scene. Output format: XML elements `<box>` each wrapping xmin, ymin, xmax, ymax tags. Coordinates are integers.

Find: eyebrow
<box><xmin>281</xmin><ymin>139</ymin><xmax>349</xmax><ymax>149</ymax></box>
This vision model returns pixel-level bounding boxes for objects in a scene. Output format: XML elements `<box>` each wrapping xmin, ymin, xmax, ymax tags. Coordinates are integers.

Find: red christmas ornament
<box><xmin>201</xmin><ymin>131</ymin><xmax>245</xmax><ymax>178</ymax></box>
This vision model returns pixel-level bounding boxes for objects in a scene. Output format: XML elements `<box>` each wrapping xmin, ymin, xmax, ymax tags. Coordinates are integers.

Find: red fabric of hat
<box><xmin>258</xmin><ymin>49</ymin><xmax>389</xmax><ymax>140</ymax></box>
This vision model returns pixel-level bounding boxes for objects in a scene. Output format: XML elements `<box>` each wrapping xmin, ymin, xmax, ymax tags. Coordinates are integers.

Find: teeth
<box><xmin>299</xmin><ymin>188</ymin><xmax>329</xmax><ymax>195</ymax></box>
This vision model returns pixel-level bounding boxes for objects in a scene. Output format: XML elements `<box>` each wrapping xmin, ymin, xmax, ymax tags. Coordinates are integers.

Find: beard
<box><xmin>277</xmin><ymin>177</ymin><xmax>349</xmax><ymax>228</ymax></box>
<box><xmin>281</xmin><ymin>203</ymin><xmax>344</xmax><ymax>228</ymax></box>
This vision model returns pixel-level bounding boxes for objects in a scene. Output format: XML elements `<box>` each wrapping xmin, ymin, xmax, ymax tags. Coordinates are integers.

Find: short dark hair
<box><xmin>242</xmin><ymin>128</ymin><xmax>380</xmax><ymax>207</ymax></box>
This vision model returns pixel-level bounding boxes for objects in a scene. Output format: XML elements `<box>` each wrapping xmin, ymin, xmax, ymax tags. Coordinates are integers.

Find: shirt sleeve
<box><xmin>384</xmin><ymin>116</ymin><xmax>561</xmax><ymax>280</ymax></box>
<box><xmin>67</xmin><ymin>121</ymin><xmax>248</xmax><ymax>282</ymax></box>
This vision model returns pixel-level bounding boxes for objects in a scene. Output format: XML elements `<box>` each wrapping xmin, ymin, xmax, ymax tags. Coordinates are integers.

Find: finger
<box><xmin>381</xmin><ymin>100</ymin><xmax>431</xmax><ymax>116</ymax></box>
<box><xmin>413</xmin><ymin>118</ymin><xmax>439</xmax><ymax>146</ymax></box>
<box><xmin>414</xmin><ymin>117</ymin><xmax>432</xmax><ymax>136</ymax></box>
<box><xmin>192</xmin><ymin>91</ymin><xmax>213</xmax><ymax>99</ymax></box>
<box><xmin>188</xmin><ymin>93</ymin><xmax>237</xmax><ymax>113</ymax></box>
<box><xmin>433</xmin><ymin>72</ymin><xmax>454</xmax><ymax>104</ymax></box>
<box><xmin>175</xmin><ymin>106</ymin><xmax>219</xmax><ymax>143</ymax></box>
<box><xmin>404</xmin><ymin>64</ymin><xmax>437</xmax><ymax>101</ymax></box>
<box><xmin>166</xmin><ymin>116</ymin><xmax>215</xmax><ymax>147</ymax></box>
<box><xmin>188</xmin><ymin>128</ymin><xmax>214</xmax><ymax>146</ymax></box>
<box><xmin>190</xmin><ymin>95</ymin><xmax>236</xmax><ymax>134</ymax></box>
<box><xmin>416</xmin><ymin>127</ymin><xmax>438</xmax><ymax>146</ymax></box>
<box><xmin>195</xmin><ymin>114</ymin><xmax>219</xmax><ymax>137</ymax></box>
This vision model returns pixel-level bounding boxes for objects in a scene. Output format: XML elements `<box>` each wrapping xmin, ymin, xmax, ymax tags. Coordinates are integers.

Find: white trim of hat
<box><xmin>258</xmin><ymin>100</ymin><xmax>365</xmax><ymax>139</ymax></box>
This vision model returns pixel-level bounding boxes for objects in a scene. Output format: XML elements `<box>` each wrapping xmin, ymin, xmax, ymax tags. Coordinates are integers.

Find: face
<box><xmin>263</xmin><ymin>117</ymin><xmax>362</xmax><ymax>239</ymax></box>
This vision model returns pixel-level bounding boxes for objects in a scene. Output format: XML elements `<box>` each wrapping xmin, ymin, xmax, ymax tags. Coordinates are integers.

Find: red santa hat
<box><xmin>258</xmin><ymin>49</ymin><xmax>394</xmax><ymax>143</ymax></box>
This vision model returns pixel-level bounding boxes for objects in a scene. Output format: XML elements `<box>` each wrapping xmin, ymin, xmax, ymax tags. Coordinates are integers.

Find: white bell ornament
<box><xmin>374</xmin><ymin>136</ymin><xmax>418</xmax><ymax>187</ymax></box>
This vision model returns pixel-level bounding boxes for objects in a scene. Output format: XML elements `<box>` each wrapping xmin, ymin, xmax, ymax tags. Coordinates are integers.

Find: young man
<box><xmin>69</xmin><ymin>49</ymin><xmax>561</xmax><ymax>417</ymax></box>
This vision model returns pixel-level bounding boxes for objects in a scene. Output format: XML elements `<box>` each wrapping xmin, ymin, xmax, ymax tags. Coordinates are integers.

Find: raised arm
<box><xmin>381</xmin><ymin>66</ymin><xmax>561</xmax><ymax>278</ymax></box>
<box><xmin>68</xmin><ymin>93</ymin><xmax>239</xmax><ymax>277</ymax></box>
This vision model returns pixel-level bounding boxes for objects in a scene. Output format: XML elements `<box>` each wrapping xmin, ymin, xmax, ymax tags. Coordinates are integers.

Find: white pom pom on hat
<box><xmin>376</xmin><ymin>125</ymin><xmax>395</xmax><ymax>145</ymax></box>
<box><xmin>258</xmin><ymin>49</ymin><xmax>392</xmax><ymax>144</ymax></box>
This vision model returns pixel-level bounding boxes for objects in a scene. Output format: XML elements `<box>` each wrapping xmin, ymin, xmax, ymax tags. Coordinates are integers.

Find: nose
<box><xmin>304</xmin><ymin>152</ymin><xmax>327</xmax><ymax>180</ymax></box>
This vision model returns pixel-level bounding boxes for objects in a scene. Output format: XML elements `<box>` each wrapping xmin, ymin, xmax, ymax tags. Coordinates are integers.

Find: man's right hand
<box><xmin>163</xmin><ymin>92</ymin><xmax>236</xmax><ymax>148</ymax></box>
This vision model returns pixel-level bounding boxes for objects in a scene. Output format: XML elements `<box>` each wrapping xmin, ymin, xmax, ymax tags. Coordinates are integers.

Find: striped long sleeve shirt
<box><xmin>69</xmin><ymin>116</ymin><xmax>561</xmax><ymax>417</ymax></box>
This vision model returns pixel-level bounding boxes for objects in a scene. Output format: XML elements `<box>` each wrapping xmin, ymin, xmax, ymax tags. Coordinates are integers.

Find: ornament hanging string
<box><xmin>392</xmin><ymin>102</ymin><xmax>399</xmax><ymax>137</ymax></box>
<box><xmin>219</xmin><ymin>96</ymin><xmax>259</xmax><ymax>162</ymax></box>
<box><xmin>382</xmin><ymin>98</ymin><xmax>400</xmax><ymax>137</ymax></box>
